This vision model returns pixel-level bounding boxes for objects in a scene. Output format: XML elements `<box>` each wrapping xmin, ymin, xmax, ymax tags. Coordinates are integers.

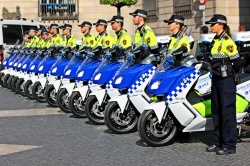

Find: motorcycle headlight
<box><xmin>3</xmin><ymin>61</ymin><xmax>6</xmax><ymax>65</ymax></box>
<box><xmin>22</xmin><ymin>64</ymin><xmax>27</xmax><ymax>69</ymax></box>
<box><xmin>65</xmin><ymin>69</ymin><xmax>71</xmax><ymax>75</ymax></box>
<box><xmin>38</xmin><ymin>66</ymin><xmax>43</xmax><ymax>71</ymax></box>
<box><xmin>18</xmin><ymin>63</ymin><xmax>21</xmax><ymax>68</ymax></box>
<box><xmin>151</xmin><ymin>81</ymin><xmax>161</xmax><ymax>90</ymax></box>
<box><xmin>78</xmin><ymin>71</ymin><xmax>84</xmax><ymax>77</ymax></box>
<box><xmin>9</xmin><ymin>62</ymin><xmax>13</xmax><ymax>65</ymax></box>
<box><xmin>52</xmin><ymin>67</ymin><xmax>57</xmax><ymax>73</ymax></box>
<box><xmin>30</xmin><ymin>65</ymin><xmax>35</xmax><ymax>70</ymax></box>
<box><xmin>94</xmin><ymin>73</ymin><xmax>102</xmax><ymax>80</ymax></box>
<box><xmin>115</xmin><ymin>76</ymin><xmax>123</xmax><ymax>84</ymax></box>
<box><xmin>14</xmin><ymin>63</ymin><xmax>18</xmax><ymax>67</ymax></box>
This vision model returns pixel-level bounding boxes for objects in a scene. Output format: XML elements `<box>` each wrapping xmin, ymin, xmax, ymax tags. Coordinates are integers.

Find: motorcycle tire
<box><xmin>69</xmin><ymin>91</ymin><xmax>86</xmax><ymax>118</ymax></box>
<box><xmin>85</xmin><ymin>95</ymin><xmax>105</xmax><ymax>125</ymax></box>
<box><xmin>104</xmin><ymin>101</ymin><xmax>138</xmax><ymax>134</ymax></box>
<box><xmin>57</xmin><ymin>88</ymin><xmax>71</xmax><ymax>113</ymax></box>
<box><xmin>32</xmin><ymin>81</ymin><xmax>46</xmax><ymax>102</ymax></box>
<box><xmin>16</xmin><ymin>78</ymin><xmax>26</xmax><ymax>96</ymax></box>
<box><xmin>10</xmin><ymin>76</ymin><xmax>19</xmax><ymax>92</ymax></box>
<box><xmin>137</xmin><ymin>110</ymin><xmax>178</xmax><ymax>147</ymax></box>
<box><xmin>7</xmin><ymin>75</ymin><xmax>14</xmax><ymax>89</ymax></box>
<box><xmin>24</xmin><ymin>80</ymin><xmax>34</xmax><ymax>100</ymax></box>
<box><xmin>3</xmin><ymin>73</ymin><xmax>10</xmax><ymax>88</ymax></box>
<box><xmin>0</xmin><ymin>72</ymin><xmax>5</xmax><ymax>87</ymax></box>
<box><xmin>44</xmin><ymin>84</ymin><xmax>58</xmax><ymax>107</ymax></box>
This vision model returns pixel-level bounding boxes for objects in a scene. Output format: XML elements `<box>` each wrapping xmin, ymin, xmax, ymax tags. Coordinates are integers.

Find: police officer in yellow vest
<box><xmin>23</xmin><ymin>31</ymin><xmax>32</xmax><ymax>48</ymax></box>
<box><xmin>129</xmin><ymin>9</ymin><xmax>159</xmax><ymax>63</ymax></box>
<box><xmin>108</xmin><ymin>15</ymin><xmax>132</xmax><ymax>49</ymax></box>
<box><xmin>36</xmin><ymin>28</ymin><xmax>44</xmax><ymax>48</ymax></box>
<box><xmin>28</xmin><ymin>27</ymin><xmax>40</xmax><ymax>48</ymax></box>
<box><xmin>93</xmin><ymin>19</ymin><xmax>113</xmax><ymax>48</ymax></box>
<box><xmin>40</xmin><ymin>30</ymin><xmax>53</xmax><ymax>48</ymax></box>
<box><xmin>164</xmin><ymin>15</ymin><xmax>190</xmax><ymax>67</ymax></box>
<box><xmin>59</xmin><ymin>24</ymin><xmax>76</xmax><ymax>48</ymax></box>
<box><xmin>48</xmin><ymin>24</ymin><xmax>63</xmax><ymax>46</ymax></box>
<box><xmin>78</xmin><ymin>21</ymin><xmax>96</xmax><ymax>48</ymax></box>
<box><xmin>205</xmin><ymin>14</ymin><xmax>242</xmax><ymax>155</ymax></box>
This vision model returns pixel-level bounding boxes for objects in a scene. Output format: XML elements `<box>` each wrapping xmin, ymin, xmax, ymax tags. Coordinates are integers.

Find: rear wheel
<box><xmin>24</xmin><ymin>80</ymin><xmax>34</xmax><ymax>99</ymax></box>
<box><xmin>0</xmin><ymin>72</ymin><xmax>5</xmax><ymax>87</ymax></box>
<box><xmin>57</xmin><ymin>88</ymin><xmax>71</xmax><ymax>113</ymax></box>
<box><xmin>16</xmin><ymin>78</ymin><xmax>26</xmax><ymax>96</ymax></box>
<box><xmin>32</xmin><ymin>81</ymin><xmax>46</xmax><ymax>102</ymax></box>
<box><xmin>85</xmin><ymin>95</ymin><xmax>105</xmax><ymax>125</ymax></box>
<box><xmin>44</xmin><ymin>84</ymin><xmax>58</xmax><ymax>107</ymax></box>
<box><xmin>104</xmin><ymin>101</ymin><xmax>138</xmax><ymax>134</ymax></box>
<box><xmin>137</xmin><ymin>110</ymin><xmax>178</xmax><ymax>147</ymax></box>
<box><xmin>69</xmin><ymin>91</ymin><xmax>86</xmax><ymax>118</ymax></box>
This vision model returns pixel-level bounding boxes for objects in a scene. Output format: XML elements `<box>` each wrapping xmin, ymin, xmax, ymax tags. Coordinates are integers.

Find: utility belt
<box><xmin>210</xmin><ymin>64</ymin><xmax>234</xmax><ymax>78</ymax></box>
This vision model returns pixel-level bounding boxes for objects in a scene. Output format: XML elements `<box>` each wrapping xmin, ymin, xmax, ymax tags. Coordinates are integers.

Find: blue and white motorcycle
<box><xmin>103</xmin><ymin>44</ymin><xmax>164</xmax><ymax>134</ymax></box>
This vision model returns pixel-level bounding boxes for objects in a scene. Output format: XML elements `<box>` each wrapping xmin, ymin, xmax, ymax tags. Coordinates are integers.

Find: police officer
<box><xmin>28</xmin><ymin>27</ymin><xmax>40</xmax><ymax>48</ymax></box>
<box><xmin>93</xmin><ymin>19</ymin><xmax>113</xmax><ymax>48</ymax></box>
<box><xmin>205</xmin><ymin>14</ymin><xmax>242</xmax><ymax>155</ymax></box>
<box><xmin>78</xmin><ymin>21</ymin><xmax>96</xmax><ymax>48</ymax></box>
<box><xmin>59</xmin><ymin>23</ymin><xmax>76</xmax><ymax>48</ymax></box>
<box><xmin>108</xmin><ymin>15</ymin><xmax>132</xmax><ymax>49</ymax></box>
<box><xmin>23</xmin><ymin>31</ymin><xmax>32</xmax><ymax>48</ymax></box>
<box><xmin>129</xmin><ymin>9</ymin><xmax>159</xmax><ymax>62</ymax></box>
<box><xmin>36</xmin><ymin>28</ymin><xmax>44</xmax><ymax>47</ymax></box>
<box><xmin>40</xmin><ymin>30</ymin><xmax>52</xmax><ymax>48</ymax></box>
<box><xmin>48</xmin><ymin>24</ymin><xmax>63</xmax><ymax>46</ymax></box>
<box><xmin>164</xmin><ymin>15</ymin><xmax>190</xmax><ymax>67</ymax></box>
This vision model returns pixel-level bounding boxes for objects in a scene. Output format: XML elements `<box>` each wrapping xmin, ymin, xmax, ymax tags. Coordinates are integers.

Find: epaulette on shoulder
<box><xmin>223</xmin><ymin>34</ymin><xmax>229</xmax><ymax>40</ymax></box>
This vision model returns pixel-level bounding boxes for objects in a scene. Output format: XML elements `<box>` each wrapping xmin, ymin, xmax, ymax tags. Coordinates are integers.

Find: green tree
<box><xmin>100</xmin><ymin>0</ymin><xmax>138</xmax><ymax>16</ymax></box>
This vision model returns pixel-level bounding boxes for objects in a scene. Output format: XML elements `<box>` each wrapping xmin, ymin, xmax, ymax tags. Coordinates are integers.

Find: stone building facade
<box><xmin>1</xmin><ymin>0</ymin><xmax>249</xmax><ymax>53</ymax></box>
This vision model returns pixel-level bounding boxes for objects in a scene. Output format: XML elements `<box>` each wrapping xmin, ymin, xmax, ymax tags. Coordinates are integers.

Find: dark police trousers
<box><xmin>211</xmin><ymin>75</ymin><xmax>237</xmax><ymax>150</ymax></box>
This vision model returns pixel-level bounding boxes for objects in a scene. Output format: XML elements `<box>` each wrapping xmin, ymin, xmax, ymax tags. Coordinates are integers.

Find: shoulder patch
<box><xmin>90</xmin><ymin>40</ymin><xmax>94</xmax><ymax>44</ymax></box>
<box><xmin>123</xmin><ymin>40</ymin><xmax>127</xmax><ymax>45</ymax></box>
<box><xmin>182</xmin><ymin>43</ymin><xmax>187</xmax><ymax>47</ymax></box>
<box><xmin>105</xmin><ymin>40</ymin><xmax>110</xmax><ymax>46</ymax></box>
<box><xmin>223</xmin><ymin>35</ymin><xmax>229</xmax><ymax>40</ymax></box>
<box><xmin>147</xmin><ymin>37</ymin><xmax>150</xmax><ymax>43</ymax></box>
<box><xmin>226</xmin><ymin>45</ymin><xmax>234</xmax><ymax>53</ymax></box>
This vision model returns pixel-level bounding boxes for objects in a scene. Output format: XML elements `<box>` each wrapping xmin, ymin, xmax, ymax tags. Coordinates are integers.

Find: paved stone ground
<box><xmin>1</xmin><ymin>86</ymin><xmax>250</xmax><ymax>166</ymax></box>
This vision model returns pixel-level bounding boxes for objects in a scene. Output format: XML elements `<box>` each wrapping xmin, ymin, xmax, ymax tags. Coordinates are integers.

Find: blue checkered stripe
<box><xmin>106</xmin><ymin>79</ymin><xmax>114</xmax><ymax>90</ymax></box>
<box><xmin>166</xmin><ymin>70</ymin><xmax>201</xmax><ymax>102</ymax></box>
<box><xmin>128</xmin><ymin>67</ymin><xmax>156</xmax><ymax>94</ymax></box>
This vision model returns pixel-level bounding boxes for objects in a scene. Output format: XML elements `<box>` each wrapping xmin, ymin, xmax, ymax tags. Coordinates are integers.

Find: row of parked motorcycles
<box><xmin>1</xmin><ymin>31</ymin><xmax>250</xmax><ymax>147</ymax></box>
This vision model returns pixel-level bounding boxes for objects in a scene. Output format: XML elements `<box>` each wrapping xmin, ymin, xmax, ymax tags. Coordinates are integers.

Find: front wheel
<box><xmin>16</xmin><ymin>78</ymin><xmax>26</xmax><ymax>96</ymax></box>
<box><xmin>24</xmin><ymin>80</ymin><xmax>34</xmax><ymax>99</ymax></box>
<box><xmin>85</xmin><ymin>95</ymin><xmax>105</xmax><ymax>125</ymax></box>
<box><xmin>10</xmin><ymin>76</ymin><xmax>19</xmax><ymax>92</ymax></box>
<box><xmin>3</xmin><ymin>73</ymin><xmax>10</xmax><ymax>88</ymax></box>
<box><xmin>44</xmin><ymin>84</ymin><xmax>58</xmax><ymax>107</ymax></box>
<box><xmin>69</xmin><ymin>91</ymin><xmax>86</xmax><ymax>118</ymax></box>
<box><xmin>0</xmin><ymin>72</ymin><xmax>5</xmax><ymax>87</ymax></box>
<box><xmin>104</xmin><ymin>102</ymin><xmax>138</xmax><ymax>134</ymax></box>
<box><xmin>57</xmin><ymin>88</ymin><xmax>71</xmax><ymax>113</ymax></box>
<box><xmin>137</xmin><ymin>110</ymin><xmax>178</xmax><ymax>147</ymax></box>
<box><xmin>32</xmin><ymin>81</ymin><xmax>45</xmax><ymax>102</ymax></box>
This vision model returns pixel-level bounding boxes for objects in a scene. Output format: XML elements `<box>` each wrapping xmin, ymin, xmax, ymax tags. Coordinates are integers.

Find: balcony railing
<box><xmin>38</xmin><ymin>0</ymin><xmax>79</xmax><ymax>22</ymax></box>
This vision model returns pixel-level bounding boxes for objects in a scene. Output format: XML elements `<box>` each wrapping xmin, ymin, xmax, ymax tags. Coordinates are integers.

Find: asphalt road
<box><xmin>0</xmin><ymin>86</ymin><xmax>250</xmax><ymax>166</ymax></box>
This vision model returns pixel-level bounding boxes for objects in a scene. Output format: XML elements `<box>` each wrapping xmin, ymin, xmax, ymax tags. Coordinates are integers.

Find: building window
<box><xmin>38</xmin><ymin>0</ymin><xmax>79</xmax><ymax>21</ymax></box>
<box><xmin>143</xmin><ymin>0</ymin><xmax>158</xmax><ymax>23</ymax></box>
<box><xmin>173</xmin><ymin>0</ymin><xmax>192</xmax><ymax>16</ymax></box>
